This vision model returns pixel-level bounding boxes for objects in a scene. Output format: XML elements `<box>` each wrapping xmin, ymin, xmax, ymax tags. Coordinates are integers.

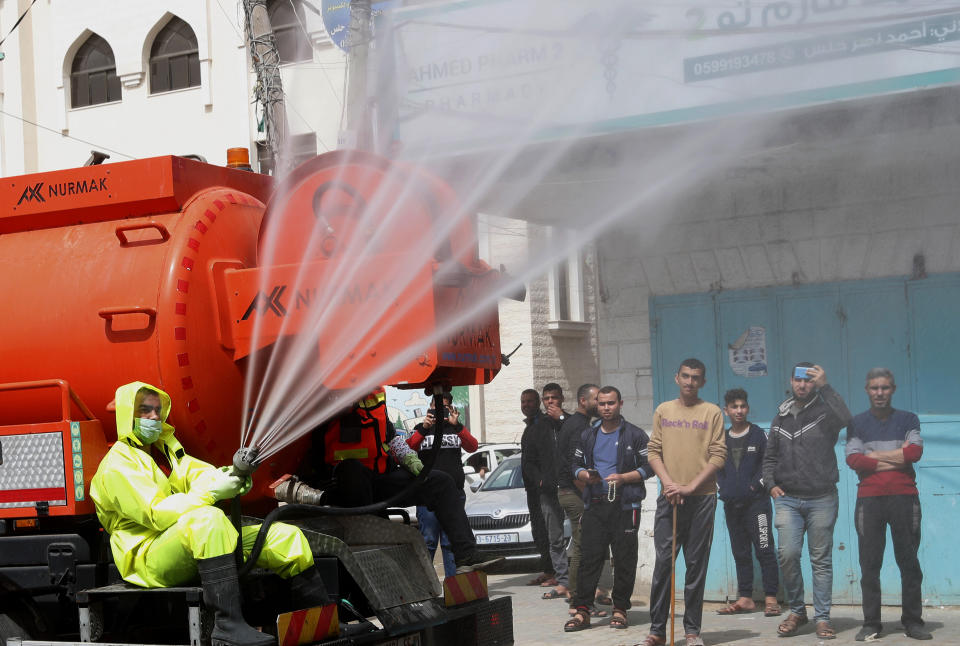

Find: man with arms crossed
<box><xmin>846</xmin><ymin>368</ymin><xmax>931</xmax><ymax>641</ymax></box>
<box><xmin>763</xmin><ymin>363</ymin><xmax>851</xmax><ymax>640</ymax></box>
<box><xmin>641</xmin><ymin>358</ymin><xmax>726</xmax><ymax>646</ymax></box>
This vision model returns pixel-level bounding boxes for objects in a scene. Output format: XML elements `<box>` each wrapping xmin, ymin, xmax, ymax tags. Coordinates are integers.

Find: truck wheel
<box><xmin>0</xmin><ymin>613</ymin><xmax>31</xmax><ymax>643</ymax></box>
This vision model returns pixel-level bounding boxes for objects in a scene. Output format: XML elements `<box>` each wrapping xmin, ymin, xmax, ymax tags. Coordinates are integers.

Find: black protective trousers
<box><xmin>649</xmin><ymin>494</ymin><xmax>717</xmax><ymax>638</ymax></box>
<box><xmin>570</xmin><ymin>497</ymin><xmax>640</xmax><ymax>611</ymax></box>
<box><xmin>331</xmin><ymin>460</ymin><xmax>477</xmax><ymax>563</ymax></box>
<box><xmin>723</xmin><ymin>495</ymin><xmax>779</xmax><ymax>597</ymax></box>
<box><xmin>854</xmin><ymin>494</ymin><xmax>924</xmax><ymax>632</ymax></box>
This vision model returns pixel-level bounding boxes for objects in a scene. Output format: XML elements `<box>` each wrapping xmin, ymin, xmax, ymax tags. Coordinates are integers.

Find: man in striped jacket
<box><xmin>762</xmin><ymin>362</ymin><xmax>851</xmax><ymax>640</ymax></box>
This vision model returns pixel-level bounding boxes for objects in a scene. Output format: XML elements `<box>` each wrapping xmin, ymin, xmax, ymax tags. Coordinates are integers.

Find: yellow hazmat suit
<box><xmin>91</xmin><ymin>381</ymin><xmax>314</xmax><ymax>588</ymax></box>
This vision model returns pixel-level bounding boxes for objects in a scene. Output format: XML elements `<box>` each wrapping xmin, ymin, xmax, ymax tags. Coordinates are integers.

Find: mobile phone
<box><xmin>793</xmin><ymin>366</ymin><xmax>811</xmax><ymax>379</ymax></box>
<box><xmin>586</xmin><ymin>469</ymin><xmax>600</xmax><ymax>479</ymax></box>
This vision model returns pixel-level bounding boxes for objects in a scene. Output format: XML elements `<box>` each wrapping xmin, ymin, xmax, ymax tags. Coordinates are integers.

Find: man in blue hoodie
<box><xmin>716</xmin><ymin>388</ymin><xmax>780</xmax><ymax>618</ymax></box>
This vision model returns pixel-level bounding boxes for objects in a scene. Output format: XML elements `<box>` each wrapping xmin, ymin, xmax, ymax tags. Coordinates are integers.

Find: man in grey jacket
<box><xmin>763</xmin><ymin>362</ymin><xmax>851</xmax><ymax>640</ymax></box>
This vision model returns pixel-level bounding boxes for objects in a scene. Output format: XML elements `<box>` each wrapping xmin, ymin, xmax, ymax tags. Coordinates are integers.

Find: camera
<box><xmin>793</xmin><ymin>366</ymin><xmax>811</xmax><ymax>380</ymax></box>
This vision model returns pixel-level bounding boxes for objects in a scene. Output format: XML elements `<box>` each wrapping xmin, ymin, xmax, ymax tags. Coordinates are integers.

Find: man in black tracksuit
<box><xmin>520</xmin><ymin>388</ymin><xmax>554</xmax><ymax>585</ymax></box>
<box><xmin>762</xmin><ymin>363</ymin><xmax>852</xmax><ymax>639</ymax></box>
<box><xmin>716</xmin><ymin>388</ymin><xmax>780</xmax><ymax>617</ymax></box>
<box><xmin>564</xmin><ymin>386</ymin><xmax>650</xmax><ymax>632</ymax></box>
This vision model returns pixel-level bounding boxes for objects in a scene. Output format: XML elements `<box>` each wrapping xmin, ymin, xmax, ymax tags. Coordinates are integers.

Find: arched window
<box><xmin>268</xmin><ymin>0</ymin><xmax>312</xmax><ymax>64</ymax></box>
<box><xmin>71</xmin><ymin>34</ymin><xmax>121</xmax><ymax>108</ymax></box>
<box><xmin>150</xmin><ymin>17</ymin><xmax>201</xmax><ymax>94</ymax></box>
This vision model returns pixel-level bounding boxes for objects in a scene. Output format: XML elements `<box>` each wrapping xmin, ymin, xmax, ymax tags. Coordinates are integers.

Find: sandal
<box><xmin>777</xmin><ymin>612</ymin><xmax>808</xmax><ymax>636</ymax></box>
<box><xmin>717</xmin><ymin>601</ymin><xmax>755</xmax><ymax>615</ymax></box>
<box><xmin>526</xmin><ymin>573</ymin><xmax>551</xmax><ymax>586</ymax></box>
<box><xmin>563</xmin><ymin>607</ymin><xmax>591</xmax><ymax>633</ymax></box>
<box><xmin>594</xmin><ymin>594</ymin><xmax>613</xmax><ymax>606</ymax></box>
<box><xmin>638</xmin><ymin>635</ymin><xmax>666</xmax><ymax>646</ymax></box>
<box><xmin>685</xmin><ymin>635</ymin><xmax>705</xmax><ymax>646</ymax></box>
<box><xmin>567</xmin><ymin>606</ymin><xmax>608</xmax><ymax>617</ymax></box>
<box><xmin>765</xmin><ymin>601</ymin><xmax>782</xmax><ymax>617</ymax></box>
<box><xmin>539</xmin><ymin>577</ymin><xmax>559</xmax><ymax>587</ymax></box>
<box><xmin>542</xmin><ymin>588</ymin><xmax>568</xmax><ymax>600</ymax></box>
<box><xmin>815</xmin><ymin>621</ymin><xmax>836</xmax><ymax>640</ymax></box>
<box><xmin>609</xmin><ymin>608</ymin><xmax>628</xmax><ymax>629</ymax></box>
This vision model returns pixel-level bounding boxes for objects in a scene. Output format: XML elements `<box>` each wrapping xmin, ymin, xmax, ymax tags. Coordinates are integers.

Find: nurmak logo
<box><xmin>17</xmin><ymin>182</ymin><xmax>45</xmax><ymax>205</ymax></box>
<box><xmin>241</xmin><ymin>286</ymin><xmax>288</xmax><ymax>320</ymax></box>
<box><xmin>16</xmin><ymin>177</ymin><xmax>109</xmax><ymax>205</ymax></box>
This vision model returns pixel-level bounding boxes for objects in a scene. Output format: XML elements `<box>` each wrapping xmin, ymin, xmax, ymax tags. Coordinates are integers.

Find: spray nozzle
<box><xmin>230</xmin><ymin>446</ymin><xmax>261</xmax><ymax>478</ymax></box>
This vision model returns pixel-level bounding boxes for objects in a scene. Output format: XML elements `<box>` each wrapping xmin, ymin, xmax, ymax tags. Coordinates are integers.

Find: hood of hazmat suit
<box><xmin>90</xmin><ymin>381</ymin><xmax>223</xmax><ymax>587</ymax></box>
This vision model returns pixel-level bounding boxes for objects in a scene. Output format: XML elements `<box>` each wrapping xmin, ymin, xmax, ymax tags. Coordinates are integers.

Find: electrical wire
<box><xmin>0</xmin><ymin>108</ymin><xmax>134</xmax><ymax>159</ymax></box>
<box><xmin>214</xmin><ymin>0</ymin><xmax>244</xmax><ymax>40</ymax></box>
<box><xmin>0</xmin><ymin>0</ymin><xmax>37</xmax><ymax>50</ymax></box>
<box><xmin>288</xmin><ymin>0</ymin><xmax>344</xmax><ymax>110</ymax></box>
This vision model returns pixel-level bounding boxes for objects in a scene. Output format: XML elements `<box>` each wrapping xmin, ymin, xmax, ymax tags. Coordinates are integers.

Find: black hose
<box><xmin>237</xmin><ymin>390</ymin><xmax>448</xmax><ymax>577</ymax></box>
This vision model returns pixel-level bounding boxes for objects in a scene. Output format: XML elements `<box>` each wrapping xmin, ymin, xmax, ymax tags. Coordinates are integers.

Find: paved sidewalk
<box><xmin>488</xmin><ymin>570</ymin><xmax>958</xmax><ymax>645</ymax></box>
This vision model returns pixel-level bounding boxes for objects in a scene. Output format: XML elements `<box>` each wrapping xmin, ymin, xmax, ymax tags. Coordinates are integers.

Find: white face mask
<box><xmin>134</xmin><ymin>417</ymin><xmax>163</xmax><ymax>444</ymax></box>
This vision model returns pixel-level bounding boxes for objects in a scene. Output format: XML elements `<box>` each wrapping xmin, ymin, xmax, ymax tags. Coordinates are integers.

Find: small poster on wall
<box><xmin>729</xmin><ymin>326</ymin><xmax>767</xmax><ymax>377</ymax></box>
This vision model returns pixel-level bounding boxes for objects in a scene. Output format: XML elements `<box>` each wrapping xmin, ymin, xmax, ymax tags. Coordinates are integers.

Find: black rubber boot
<box><xmin>197</xmin><ymin>554</ymin><xmax>276</xmax><ymax>646</ymax></box>
<box><xmin>288</xmin><ymin>564</ymin><xmax>332</xmax><ymax>610</ymax></box>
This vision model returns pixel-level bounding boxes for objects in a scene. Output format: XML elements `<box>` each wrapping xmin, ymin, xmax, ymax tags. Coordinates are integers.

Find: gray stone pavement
<box><xmin>486</xmin><ymin>570</ymin><xmax>958</xmax><ymax>645</ymax></box>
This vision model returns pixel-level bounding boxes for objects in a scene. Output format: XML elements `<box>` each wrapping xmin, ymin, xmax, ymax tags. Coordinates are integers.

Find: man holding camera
<box><xmin>763</xmin><ymin>363</ymin><xmax>851</xmax><ymax>640</ymax></box>
<box><xmin>407</xmin><ymin>392</ymin><xmax>479</xmax><ymax>578</ymax></box>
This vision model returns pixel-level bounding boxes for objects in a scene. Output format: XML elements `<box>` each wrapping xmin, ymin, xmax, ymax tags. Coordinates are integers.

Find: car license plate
<box><xmin>476</xmin><ymin>533</ymin><xmax>519</xmax><ymax>544</ymax></box>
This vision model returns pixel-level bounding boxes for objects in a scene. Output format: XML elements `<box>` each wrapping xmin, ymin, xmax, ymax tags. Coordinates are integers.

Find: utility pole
<box><xmin>242</xmin><ymin>0</ymin><xmax>287</xmax><ymax>173</ymax></box>
<box><xmin>344</xmin><ymin>0</ymin><xmax>372</xmax><ymax>150</ymax></box>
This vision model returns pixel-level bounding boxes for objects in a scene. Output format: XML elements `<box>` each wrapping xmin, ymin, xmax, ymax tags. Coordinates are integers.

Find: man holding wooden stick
<box><xmin>641</xmin><ymin>358</ymin><xmax>726</xmax><ymax>646</ymax></box>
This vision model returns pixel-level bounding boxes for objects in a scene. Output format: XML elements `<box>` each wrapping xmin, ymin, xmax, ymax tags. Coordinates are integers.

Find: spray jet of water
<box><xmin>248</xmin><ymin>122</ymin><xmax>785</xmax><ymax>461</ymax></box>
<box><xmin>237</xmin><ymin>0</ymin><xmax>879</xmax><ymax>459</ymax></box>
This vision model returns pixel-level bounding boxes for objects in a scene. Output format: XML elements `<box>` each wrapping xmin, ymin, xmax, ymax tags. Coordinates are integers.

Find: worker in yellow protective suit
<box><xmin>91</xmin><ymin>382</ymin><xmax>329</xmax><ymax>646</ymax></box>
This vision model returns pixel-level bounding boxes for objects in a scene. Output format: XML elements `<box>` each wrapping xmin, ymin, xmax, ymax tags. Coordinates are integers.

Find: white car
<box><xmin>396</xmin><ymin>442</ymin><xmax>521</xmax><ymax>524</ymax></box>
<box><xmin>463</xmin><ymin>443</ymin><xmax>521</xmax><ymax>493</ymax></box>
<box><xmin>464</xmin><ymin>455</ymin><xmax>571</xmax><ymax>560</ymax></box>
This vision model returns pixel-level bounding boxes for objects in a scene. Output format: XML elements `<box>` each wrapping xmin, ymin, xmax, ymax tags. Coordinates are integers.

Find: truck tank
<box><xmin>0</xmin><ymin>151</ymin><xmax>502</xmax><ymax>512</ymax></box>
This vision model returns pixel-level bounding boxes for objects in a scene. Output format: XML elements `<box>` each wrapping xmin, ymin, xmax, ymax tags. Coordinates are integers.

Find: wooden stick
<box><xmin>670</xmin><ymin>503</ymin><xmax>677</xmax><ymax>646</ymax></box>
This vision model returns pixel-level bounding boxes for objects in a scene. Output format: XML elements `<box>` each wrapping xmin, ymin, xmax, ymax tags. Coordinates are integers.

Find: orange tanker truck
<box><xmin>0</xmin><ymin>151</ymin><xmax>512</xmax><ymax>646</ymax></box>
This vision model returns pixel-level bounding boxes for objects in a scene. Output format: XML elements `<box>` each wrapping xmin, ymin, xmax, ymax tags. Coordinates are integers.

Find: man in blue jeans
<box><xmin>762</xmin><ymin>363</ymin><xmax>851</xmax><ymax>640</ymax></box>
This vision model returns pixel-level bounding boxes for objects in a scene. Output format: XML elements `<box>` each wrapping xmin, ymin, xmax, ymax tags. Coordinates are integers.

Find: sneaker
<box><xmin>855</xmin><ymin>626</ymin><xmax>881</xmax><ymax>642</ymax></box>
<box><xmin>455</xmin><ymin>553</ymin><xmax>505</xmax><ymax>574</ymax></box>
<box><xmin>904</xmin><ymin>624</ymin><xmax>932</xmax><ymax>640</ymax></box>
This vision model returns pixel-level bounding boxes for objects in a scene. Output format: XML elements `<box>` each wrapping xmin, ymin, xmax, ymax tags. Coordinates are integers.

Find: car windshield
<box><xmin>480</xmin><ymin>457</ymin><xmax>522</xmax><ymax>491</ymax></box>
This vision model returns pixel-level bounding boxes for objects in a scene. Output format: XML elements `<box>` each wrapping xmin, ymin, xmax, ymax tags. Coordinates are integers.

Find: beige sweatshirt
<box><xmin>649</xmin><ymin>398</ymin><xmax>726</xmax><ymax>496</ymax></box>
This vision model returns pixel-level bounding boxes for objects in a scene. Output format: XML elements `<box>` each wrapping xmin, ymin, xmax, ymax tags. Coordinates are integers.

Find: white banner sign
<box><xmin>379</xmin><ymin>0</ymin><xmax>960</xmax><ymax>153</ymax></box>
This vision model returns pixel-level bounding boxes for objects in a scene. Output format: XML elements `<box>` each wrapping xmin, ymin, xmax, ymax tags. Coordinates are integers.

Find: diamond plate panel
<box><xmin>0</xmin><ymin>432</ymin><xmax>66</xmax><ymax>507</ymax></box>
